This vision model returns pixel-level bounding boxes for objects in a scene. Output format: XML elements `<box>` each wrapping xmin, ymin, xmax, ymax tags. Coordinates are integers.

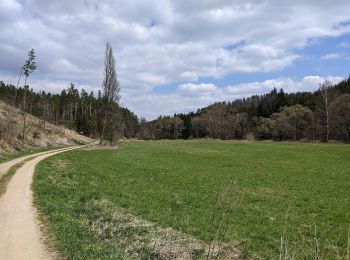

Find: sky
<box><xmin>0</xmin><ymin>0</ymin><xmax>350</xmax><ymax>120</ymax></box>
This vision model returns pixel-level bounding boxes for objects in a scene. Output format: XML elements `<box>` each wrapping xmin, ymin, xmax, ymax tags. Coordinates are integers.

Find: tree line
<box><xmin>1</xmin><ymin>76</ymin><xmax>349</xmax><ymax>143</ymax></box>
<box><xmin>139</xmin><ymin>77</ymin><xmax>350</xmax><ymax>143</ymax></box>
<box><xmin>0</xmin><ymin>80</ymin><xmax>139</xmax><ymax>139</ymax></box>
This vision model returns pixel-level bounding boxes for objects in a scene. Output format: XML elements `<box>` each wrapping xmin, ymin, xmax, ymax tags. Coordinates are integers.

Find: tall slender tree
<box><xmin>21</xmin><ymin>49</ymin><xmax>37</xmax><ymax>144</ymax></box>
<box><xmin>99</xmin><ymin>42</ymin><xmax>120</xmax><ymax>144</ymax></box>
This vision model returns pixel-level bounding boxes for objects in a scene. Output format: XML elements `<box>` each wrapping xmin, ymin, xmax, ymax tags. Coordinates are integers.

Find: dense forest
<box><xmin>1</xmin><ymin>76</ymin><xmax>350</xmax><ymax>143</ymax></box>
<box><xmin>0</xmin><ymin>81</ymin><xmax>139</xmax><ymax>139</ymax></box>
<box><xmin>140</xmin><ymin>76</ymin><xmax>350</xmax><ymax>143</ymax></box>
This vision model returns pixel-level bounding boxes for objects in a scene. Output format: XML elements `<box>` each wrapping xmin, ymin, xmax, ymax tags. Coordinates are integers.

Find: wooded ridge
<box><xmin>1</xmin><ymin>76</ymin><xmax>350</xmax><ymax>143</ymax></box>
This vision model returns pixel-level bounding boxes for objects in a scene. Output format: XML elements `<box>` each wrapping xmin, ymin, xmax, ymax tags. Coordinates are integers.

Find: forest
<box><xmin>140</xmin><ymin>77</ymin><xmax>350</xmax><ymax>142</ymax></box>
<box><xmin>1</xmin><ymin>76</ymin><xmax>350</xmax><ymax>143</ymax></box>
<box><xmin>0</xmin><ymin>81</ymin><xmax>139</xmax><ymax>139</ymax></box>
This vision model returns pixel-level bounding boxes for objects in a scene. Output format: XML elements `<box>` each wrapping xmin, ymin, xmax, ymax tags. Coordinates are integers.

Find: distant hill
<box><xmin>0</xmin><ymin>101</ymin><xmax>93</xmax><ymax>152</ymax></box>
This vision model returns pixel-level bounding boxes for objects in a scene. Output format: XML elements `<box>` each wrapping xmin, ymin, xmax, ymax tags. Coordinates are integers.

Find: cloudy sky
<box><xmin>1</xmin><ymin>0</ymin><xmax>350</xmax><ymax>119</ymax></box>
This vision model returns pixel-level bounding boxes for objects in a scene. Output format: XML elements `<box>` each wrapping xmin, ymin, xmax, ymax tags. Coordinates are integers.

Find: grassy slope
<box><xmin>34</xmin><ymin>140</ymin><xmax>350</xmax><ymax>259</ymax></box>
<box><xmin>0</xmin><ymin>101</ymin><xmax>93</xmax><ymax>152</ymax></box>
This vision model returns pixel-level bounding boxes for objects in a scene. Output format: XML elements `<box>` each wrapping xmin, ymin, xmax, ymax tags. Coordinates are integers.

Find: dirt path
<box><xmin>0</xmin><ymin>146</ymin><xmax>81</xmax><ymax>260</ymax></box>
<box><xmin>0</xmin><ymin>147</ymin><xmax>76</xmax><ymax>178</ymax></box>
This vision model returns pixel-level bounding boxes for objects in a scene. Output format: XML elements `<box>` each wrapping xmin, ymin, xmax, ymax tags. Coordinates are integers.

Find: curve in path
<box><xmin>0</xmin><ymin>146</ymin><xmax>81</xmax><ymax>260</ymax></box>
<box><xmin>0</xmin><ymin>147</ymin><xmax>78</xmax><ymax>178</ymax></box>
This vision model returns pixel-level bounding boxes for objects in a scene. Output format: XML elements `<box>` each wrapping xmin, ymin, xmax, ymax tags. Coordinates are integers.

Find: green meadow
<box><xmin>34</xmin><ymin>140</ymin><xmax>350</xmax><ymax>259</ymax></box>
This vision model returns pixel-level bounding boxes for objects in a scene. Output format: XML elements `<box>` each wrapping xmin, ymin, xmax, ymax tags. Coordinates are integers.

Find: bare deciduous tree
<box><xmin>272</xmin><ymin>104</ymin><xmax>313</xmax><ymax>141</ymax></box>
<box><xmin>317</xmin><ymin>81</ymin><xmax>333</xmax><ymax>142</ymax></box>
<box><xmin>330</xmin><ymin>94</ymin><xmax>350</xmax><ymax>143</ymax></box>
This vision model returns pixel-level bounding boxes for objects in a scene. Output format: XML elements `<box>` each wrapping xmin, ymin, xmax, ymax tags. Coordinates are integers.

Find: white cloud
<box><xmin>0</xmin><ymin>0</ymin><xmax>22</xmax><ymax>23</ymax></box>
<box><xmin>178</xmin><ymin>83</ymin><xmax>217</xmax><ymax>94</ymax></box>
<box><xmin>0</xmin><ymin>1</ymin><xmax>350</xmax><ymax>119</ymax></box>
<box><xmin>321</xmin><ymin>53</ymin><xmax>343</xmax><ymax>60</ymax></box>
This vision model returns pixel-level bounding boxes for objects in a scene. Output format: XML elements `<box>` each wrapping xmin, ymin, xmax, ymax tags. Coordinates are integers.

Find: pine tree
<box><xmin>21</xmin><ymin>49</ymin><xmax>37</xmax><ymax>145</ymax></box>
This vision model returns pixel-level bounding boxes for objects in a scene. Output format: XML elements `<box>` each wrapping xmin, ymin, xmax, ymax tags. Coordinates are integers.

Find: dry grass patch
<box><xmin>86</xmin><ymin>199</ymin><xmax>240</xmax><ymax>259</ymax></box>
<box><xmin>82</xmin><ymin>144</ymin><xmax>119</xmax><ymax>151</ymax></box>
<box><xmin>0</xmin><ymin>101</ymin><xmax>93</xmax><ymax>152</ymax></box>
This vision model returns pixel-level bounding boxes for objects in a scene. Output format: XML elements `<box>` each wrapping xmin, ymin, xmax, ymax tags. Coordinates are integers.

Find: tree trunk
<box><xmin>325</xmin><ymin>92</ymin><xmax>329</xmax><ymax>142</ymax></box>
<box><xmin>22</xmin><ymin>112</ymin><xmax>26</xmax><ymax>145</ymax></box>
<box><xmin>13</xmin><ymin>69</ymin><xmax>22</xmax><ymax>107</ymax></box>
<box><xmin>100</xmin><ymin>106</ymin><xmax>107</xmax><ymax>145</ymax></box>
<box><xmin>21</xmin><ymin>76</ymin><xmax>28</xmax><ymax>145</ymax></box>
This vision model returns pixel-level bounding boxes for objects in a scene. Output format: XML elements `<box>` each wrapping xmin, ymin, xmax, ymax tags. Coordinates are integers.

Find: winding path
<box><xmin>0</xmin><ymin>146</ymin><xmax>81</xmax><ymax>260</ymax></box>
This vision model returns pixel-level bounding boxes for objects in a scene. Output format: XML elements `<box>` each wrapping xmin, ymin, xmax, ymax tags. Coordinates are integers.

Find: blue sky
<box><xmin>154</xmin><ymin>34</ymin><xmax>350</xmax><ymax>95</ymax></box>
<box><xmin>0</xmin><ymin>0</ymin><xmax>350</xmax><ymax>119</ymax></box>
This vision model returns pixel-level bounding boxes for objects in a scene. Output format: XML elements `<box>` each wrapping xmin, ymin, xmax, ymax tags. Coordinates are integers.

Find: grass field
<box><xmin>34</xmin><ymin>140</ymin><xmax>350</xmax><ymax>259</ymax></box>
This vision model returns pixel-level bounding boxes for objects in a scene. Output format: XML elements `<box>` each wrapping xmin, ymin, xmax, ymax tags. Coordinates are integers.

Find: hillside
<box><xmin>0</xmin><ymin>101</ymin><xmax>93</xmax><ymax>152</ymax></box>
<box><xmin>141</xmin><ymin>76</ymin><xmax>350</xmax><ymax>142</ymax></box>
<box><xmin>0</xmin><ymin>81</ymin><xmax>139</xmax><ymax>139</ymax></box>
